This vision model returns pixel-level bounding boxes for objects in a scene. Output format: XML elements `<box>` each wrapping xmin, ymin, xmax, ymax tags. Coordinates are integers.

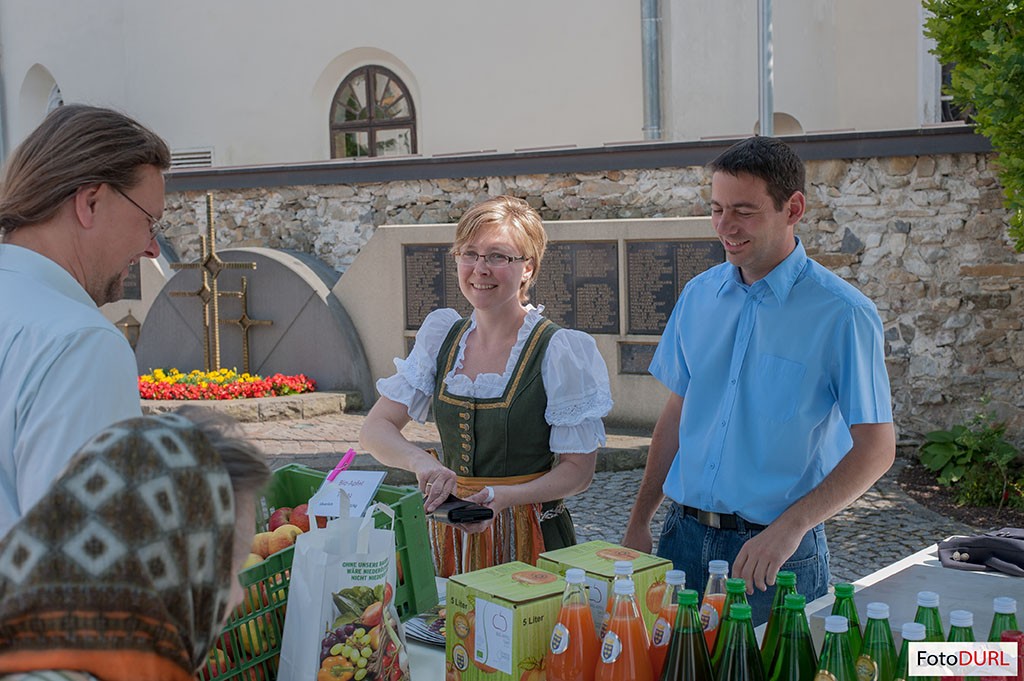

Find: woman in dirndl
<box><xmin>360</xmin><ymin>195</ymin><xmax>613</xmax><ymax>577</ymax></box>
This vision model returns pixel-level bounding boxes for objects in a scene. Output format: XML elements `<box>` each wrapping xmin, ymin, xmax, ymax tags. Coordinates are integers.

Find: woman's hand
<box><xmin>457</xmin><ymin>485</ymin><xmax>512</xmax><ymax>534</ymax></box>
<box><xmin>414</xmin><ymin>459</ymin><xmax>457</xmax><ymax>513</ymax></box>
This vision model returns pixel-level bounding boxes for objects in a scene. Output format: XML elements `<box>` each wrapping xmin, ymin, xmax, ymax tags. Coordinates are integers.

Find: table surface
<box><xmin>406</xmin><ymin>546</ymin><xmax>1020</xmax><ymax>680</ymax></box>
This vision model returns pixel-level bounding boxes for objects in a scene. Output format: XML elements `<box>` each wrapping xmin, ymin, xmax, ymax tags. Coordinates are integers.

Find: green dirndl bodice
<box><xmin>432</xmin><ymin>315</ymin><xmax>577</xmax><ymax>552</ymax></box>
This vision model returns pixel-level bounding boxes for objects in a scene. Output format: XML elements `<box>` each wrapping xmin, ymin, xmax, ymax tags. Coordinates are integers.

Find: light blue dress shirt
<box><xmin>0</xmin><ymin>244</ymin><xmax>142</xmax><ymax>537</ymax></box>
<box><xmin>649</xmin><ymin>237</ymin><xmax>893</xmax><ymax>526</ymax></box>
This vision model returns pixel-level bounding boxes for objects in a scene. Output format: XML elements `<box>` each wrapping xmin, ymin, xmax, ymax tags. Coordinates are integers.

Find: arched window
<box><xmin>330</xmin><ymin>66</ymin><xmax>416</xmax><ymax>158</ymax></box>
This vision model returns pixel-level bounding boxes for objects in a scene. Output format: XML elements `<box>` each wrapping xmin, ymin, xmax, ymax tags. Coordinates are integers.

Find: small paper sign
<box><xmin>308</xmin><ymin>484</ymin><xmax>350</xmax><ymax>521</ymax></box>
<box><xmin>311</xmin><ymin>470</ymin><xmax>387</xmax><ymax>519</ymax></box>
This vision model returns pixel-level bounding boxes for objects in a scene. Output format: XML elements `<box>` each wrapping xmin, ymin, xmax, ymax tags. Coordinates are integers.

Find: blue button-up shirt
<box><xmin>649</xmin><ymin>238</ymin><xmax>892</xmax><ymax>525</ymax></box>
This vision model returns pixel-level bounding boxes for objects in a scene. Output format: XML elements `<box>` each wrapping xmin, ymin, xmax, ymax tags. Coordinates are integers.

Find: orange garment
<box><xmin>429</xmin><ymin>471</ymin><xmax>547</xmax><ymax>576</ymax></box>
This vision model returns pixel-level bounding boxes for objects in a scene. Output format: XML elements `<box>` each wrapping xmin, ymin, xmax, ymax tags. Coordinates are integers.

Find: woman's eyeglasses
<box><xmin>454</xmin><ymin>251</ymin><xmax>527</xmax><ymax>268</ymax></box>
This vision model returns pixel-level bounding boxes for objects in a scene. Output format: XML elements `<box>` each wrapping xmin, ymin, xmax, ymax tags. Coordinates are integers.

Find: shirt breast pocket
<box><xmin>755</xmin><ymin>354</ymin><xmax>807</xmax><ymax>424</ymax></box>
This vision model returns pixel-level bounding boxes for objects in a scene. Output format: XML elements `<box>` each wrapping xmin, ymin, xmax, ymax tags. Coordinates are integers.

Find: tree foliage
<box><xmin>923</xmin><ymin>0</ymin><xmax>1024</xmax><ymax>251</ymax></box>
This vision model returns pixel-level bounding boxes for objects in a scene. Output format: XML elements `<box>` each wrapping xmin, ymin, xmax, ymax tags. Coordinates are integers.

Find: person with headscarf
<box><xmin>0</xmin><ymin>408</ymin><xmax>270</xmax><ymax>681</ymax></box>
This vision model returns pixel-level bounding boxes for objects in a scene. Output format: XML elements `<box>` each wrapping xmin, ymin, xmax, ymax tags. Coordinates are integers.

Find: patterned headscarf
<box><xmin>0</xmin><ymin>414</ymin><xmax>239</xmax><ymax>681</ymax></box>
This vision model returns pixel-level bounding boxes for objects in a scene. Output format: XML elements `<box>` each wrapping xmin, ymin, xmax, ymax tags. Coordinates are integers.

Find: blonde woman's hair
<box><xmin>452</xmin><ymin>196</ymin><xmax>547</xmax><ymax>303</ymax></box>
<box><xmin>0</xmin><ymin>104</ymin><xmax>171</xmax><ymax>238</ymax></box>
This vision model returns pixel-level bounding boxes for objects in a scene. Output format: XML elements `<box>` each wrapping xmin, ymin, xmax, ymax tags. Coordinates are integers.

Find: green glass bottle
<box><xmin>914</xmin><ymin>591</ymin><xmax>945</xmax><ymax>643</ymax></box>
<box><xmin>761</xmin><ymin>571</ymin><xmax>797</xmax><ymax>669</ymax></box>
<box><xmin>815</xmin><ymin>615</ymin><xmax>858</xmax><ymax>681</ymax></box>
<box><xmin>831</xmin><ymin>583</ymin><xmax>863</xmax><ymax>659</ymax></box>
<box><xmin>946</xmin><ymin>609</ymin><xmax>976</xmax><ymax>681</ymax></box>
<box><xmin>713</xmin><ymin>603</ymin><xmax>765</xmax><ymax>681</ymax></box>
<box><xmin>855</xmin><ymin>602</ymin><xmax>896</xmax><ymax>681</ymax></box>
<box><xmin>767</xmin><ymin>593</ymin><xmax>817</xmax><ymax>681</ymax></box>
<box><xmin>710</xmin><ymin>578</ymin><xmax>750</xmax><ymax>666</ymax></box>
<box><xmin>660</xmin><ymin>589</ymin><xmax>714</xmax><ymax>681</ymax></box>
<box><xmin>988</xmin><ymin>597</ymin><xmax>1018</xmax><ymax>642</ymax></box>
<box><xmin>894</xmin><ymin>622</ymin><xmax>937</xmax><ymax>681</ymax></box>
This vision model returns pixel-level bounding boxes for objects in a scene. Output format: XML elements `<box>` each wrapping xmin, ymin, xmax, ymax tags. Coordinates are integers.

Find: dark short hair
<box><xmin>0</xmin><ymin>104</ymin><xmax>171</xmax><ymax>238</ymax></box>
<box><xmin>708</xmin><ymin>136</ymin><xmax>805</xmax><ymax>211</ymax></box>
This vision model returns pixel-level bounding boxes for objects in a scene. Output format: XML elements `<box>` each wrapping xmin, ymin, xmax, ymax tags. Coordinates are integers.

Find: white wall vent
<box><xmin>170</xmin><ymin>148</ymin><xmax>214</xmax><ymax>169</ymax></box>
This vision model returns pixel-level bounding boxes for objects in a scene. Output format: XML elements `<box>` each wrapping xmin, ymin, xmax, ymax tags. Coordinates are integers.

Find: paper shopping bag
<box><xmin>278</xmin><ymin>501</ymin><xmax>412</xmax><ymax>681</ymax></box>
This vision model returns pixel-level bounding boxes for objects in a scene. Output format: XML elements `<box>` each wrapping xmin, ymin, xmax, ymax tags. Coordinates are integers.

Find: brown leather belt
<box><xmin>682</xmin><ymin>505</ymin><xmax>767</xmax><ymax>532</ymax></box>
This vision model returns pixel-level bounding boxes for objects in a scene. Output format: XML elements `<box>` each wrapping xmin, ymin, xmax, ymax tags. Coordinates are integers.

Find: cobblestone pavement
<box><xmin>242</xmin><ymin>412</ymin><xmax>975</xmax><ymax>584</ymax></box>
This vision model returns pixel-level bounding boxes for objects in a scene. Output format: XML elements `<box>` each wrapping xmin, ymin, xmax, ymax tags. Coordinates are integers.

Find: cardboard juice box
<box><xmin>536</xmin><ymin>540</ymin><xmax>671</xmax><ymax>632</ymax></box>
<box><xmin>446</xmin><ymin>561</ymin><xmax>565</xmax><ymax>681</ymax></box>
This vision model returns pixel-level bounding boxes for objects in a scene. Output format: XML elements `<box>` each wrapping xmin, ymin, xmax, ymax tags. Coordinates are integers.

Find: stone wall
<box><xmin>161</xmin><ymin>152</ymin><xmax>1024</xmax><ymax>445</ymax></box>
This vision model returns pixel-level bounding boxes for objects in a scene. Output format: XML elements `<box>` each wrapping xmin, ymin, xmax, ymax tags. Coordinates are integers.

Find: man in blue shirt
<box><xmin>0</xmin><ymin>106</ymin><xmax>170</xmax><ymax>537</ymax></box>
<box><xmin>623</xmin><ymin>137</ymin><xmax>895</xmax><ymax>624</ymax></box>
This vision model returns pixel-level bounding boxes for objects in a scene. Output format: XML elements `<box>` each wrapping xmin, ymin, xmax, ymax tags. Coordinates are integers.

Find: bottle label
<box><xmin>549</xmin><ymin>623</ymin><xmax>570</xmax><ymax>655</ymax></box>
<box><xmin>598</xmin><ymin>612</ymin><xmax>611</xmax><ymax>640</ymax></box>
<box><xmin>699</xmin><ymin>602</ymin><xmax>719</xmax><ymax>633</ymax></box>
<box><xmin>600</xmin><ymin>631</ymin><xmax>622</xmax><ymax>664</ymax></box>
<box><xmin>651</xmin><ymin>617</ymin><xmax>671</xmax><ymax>647</ymax></box>
<box><xmin>855</xmin><ymin>654</ymin><xmax>879</xmax><ymax>681</ymax></box>
<box><xmin>814</xmin><ymin>672</ymin><xmax>838</xmax><ymax>681</ymax></box>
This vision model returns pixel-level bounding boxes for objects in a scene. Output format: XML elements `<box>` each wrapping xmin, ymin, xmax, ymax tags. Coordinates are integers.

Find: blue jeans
<box><xmin>655</xmin><ymin>503</ymin><xmax>830</xmax><ymax>626</ymax></box>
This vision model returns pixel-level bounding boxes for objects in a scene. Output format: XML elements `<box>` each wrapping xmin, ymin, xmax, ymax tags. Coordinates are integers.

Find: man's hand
<box><xmin>621</xmin><ymin>522</ymin><xmax>654</xmax><ymax>554</ymax></box>
<box><xmin>731</xmin><ymin>522</ymin><xmax>803</xmax><ymax>593</ymax></box>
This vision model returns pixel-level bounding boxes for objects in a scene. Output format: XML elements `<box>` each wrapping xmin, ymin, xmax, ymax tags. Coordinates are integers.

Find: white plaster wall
<box><xmin>664</xmin><ymin>0</ymin><xmax>924</xmax><ymax>140</ymax></box>
<box><xmin>0</xmin><ymin>0</ymin><xmax>643</xmax><ymax>164</ymax></box>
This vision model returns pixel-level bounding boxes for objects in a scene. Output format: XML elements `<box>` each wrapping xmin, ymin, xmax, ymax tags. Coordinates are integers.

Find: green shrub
<box><xmin>923</xmin><ymin>0</ymin><xmax>1024</xmax><ymax>251</ymax></box>
<box><xmin>919</xmin><ymin>397</ymin><xmax>1023</xmax><ymax>510</ymax></box>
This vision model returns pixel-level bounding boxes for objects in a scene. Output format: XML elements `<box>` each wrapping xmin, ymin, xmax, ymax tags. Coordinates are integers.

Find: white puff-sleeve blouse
<box><xmin>376</xmin><ymin>306</ymin><xmax>613</xmax><ymax>454</ymax></box>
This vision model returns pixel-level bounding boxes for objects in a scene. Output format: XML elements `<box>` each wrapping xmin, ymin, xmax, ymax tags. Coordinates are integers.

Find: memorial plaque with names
<box><xmin>619</xmin><ymin>342</ymin><xmax>658</xmax><ymax>375</ymax></box>
<box><xmin>532</xmin><ymin>241</ymin><xmax>619</xmax><ymax>334</ymax></box>
<box><xmin>626</xmin><ymin>240</ymin><xmax>725</xmax><ymax>335</ymax></box>
<box><xmin>404</xmin><ymin>244</ymin><xmax>473</xmax><ymax>330</ymax></box>
<box><xmin>121</xmin><ymin>261</ymin><xmax>142</xmax><ymax>300</ymax></box>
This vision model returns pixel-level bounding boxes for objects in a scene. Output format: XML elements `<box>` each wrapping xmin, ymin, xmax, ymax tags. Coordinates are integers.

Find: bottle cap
<box><xmin>613</xmin><ymin>561</ymin><xmax>634</xmax><ymax>576</ymax></box>
<box><xmin>825</xmin><ymin>615</ymin><xmax>849</xmax><ymax>633</ymax></box>
<box><xmin>725</xmin><ymin>577</ymin><xmax>747</xmax><ymax>594</ymax></box>
<box><xmin>866</xmin><ymin>602</ymin><xmax>890</xmax><ymax>620</ymax></box>
<box><xmin>776</xmin><ymin>571</ymin><xmax>796</xmax><ymax>586</ymax></box>
<box><xmin>1002</xmin><ymin>630</ymin><xmax>1024</xmax><ymax>644</ymax></box>
<box><xmin>564</xmin><ymin>568</ymin><xmax>585</xmax><ymax>584</ymax></box>
<box><xmin>902</xmin><ymin>622</ymin><xmax>926</xmax><ymax>641</ymax></box>
<box><xmin>917</xmin><ymin>591</ymin><xmax>939</xmax><ymax>608</ymax></box>
<box><xmin>677</xmin><ymin>589</ymin><xmax>698</xmax><ymax>607</ymax></box>
<box><xmin>834</xmin><ymin>583</ymin><xmax>854</xmax><ymax>597</ymax></box>
<box><xmin>784</xmin><ymin>594</ymin><xmax>806</xmax><ymax>609</ymax></box>
<box><xmin>949</xmin><ymin>610</ymin><xmax>973</xmax><ymax>628</ymax></box>
<box><xmin>708</xmin><ymin>560</ymin><xmax>729</xmax><ymax>575</ymax></box>
<box><xmin>613</xmin><ymin>578</ymin><xmax>636</xmax><ymax>596</ymax></box>
<box><xmin>994</xmin><ymin>597</ymin><xmax>1017</xmax><ymax>614</ymax></box>
<box><xmin>728</xmin><ymin>603</ymin><xmax>752</xmax><ymax>620</ymax></box>
<box><xmin>665</xmin><ymin>570</ymin><xmax>686</xmax><ymax>586</ymax></box>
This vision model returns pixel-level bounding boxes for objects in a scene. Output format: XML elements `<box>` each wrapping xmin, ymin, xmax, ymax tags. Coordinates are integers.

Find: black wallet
<box><xmin>429</xmin><ymin>494</ymin><xmax>494</xmax><ymax>525</ymax></box>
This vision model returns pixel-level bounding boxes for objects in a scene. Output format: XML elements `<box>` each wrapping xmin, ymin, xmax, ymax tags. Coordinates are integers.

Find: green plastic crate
<box><xmin>195</xmin><ymin>463</ymin><xmax>436</xmax><ymax>681</ymax></box>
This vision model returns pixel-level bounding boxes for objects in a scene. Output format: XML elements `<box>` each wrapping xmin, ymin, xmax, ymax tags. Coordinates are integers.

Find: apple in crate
<box><xmin>289</xmin><ymin>504</ymin><xmax>311</xmax><ymax>532</ymax></box>
<box><xmin>250</xmin><ymin>532</ymin><xmax>274</xmax><ymax>559</ymax></box>
<box><xmin>267</xmin><ymin>506</ymin><xmax>293</xmax><ymax>531</ymax></box>
<box><xmin>267</xmin><ymin>524</ymin><xmax>302</xmax><ymax>555</ymax></box>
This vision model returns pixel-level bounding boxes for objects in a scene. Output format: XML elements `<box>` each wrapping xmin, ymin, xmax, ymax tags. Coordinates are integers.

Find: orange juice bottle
<box><xmin>596</xmin><ymin>578</ymin><xmax>653</xmax><ymax>681</ymax></box>
<box><xmin>648</xmin><ymin>569</ymin><xmax>686</xmax><ymax>679</ymax></box>
<box><xmin>700</xmin><ymin>560</ymin><xmax>729</xmax><ymax>651</ymax></box>
<box><xmin>599</xmin><ymin>561</ymin><xmax>635</xmax><ymax>640</ymax></box>
<box><xmin>547</xmin><ymin>568</ymin><xmax>600</xmax><ymax>681</ymax></box>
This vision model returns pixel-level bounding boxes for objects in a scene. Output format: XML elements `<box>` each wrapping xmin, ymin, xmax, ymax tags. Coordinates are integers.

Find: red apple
<box><xmin>267</xmin><ymin>506</ymin><xmax>293</xmax><ymax>531</ymax></box>
<box><xmin>266</xmin><ymin>524</ymin><xmax>301</xmax><ymax>555</ymax></box>
<box><xmin>289</xmin><ymin>504</ymin><xmax>310</xmax><ymax>533</ymax></box>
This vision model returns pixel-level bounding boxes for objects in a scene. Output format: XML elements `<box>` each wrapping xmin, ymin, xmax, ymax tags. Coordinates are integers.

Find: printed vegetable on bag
<box><xmin>319</xmin><ymin>585</ymin><xmax>407</xmax><ymax>681</ymax></box>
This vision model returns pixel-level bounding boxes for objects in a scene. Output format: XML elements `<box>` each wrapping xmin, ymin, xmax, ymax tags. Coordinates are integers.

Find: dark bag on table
<box><xmin>938</xmin><ymin>527</ymin><xmax>1024</xmax><ymax>577</ymax></box>
<box><xmin>429</xmin><ymin>493</ymin><xmax>494</xmax><ymax>525</ymax></box>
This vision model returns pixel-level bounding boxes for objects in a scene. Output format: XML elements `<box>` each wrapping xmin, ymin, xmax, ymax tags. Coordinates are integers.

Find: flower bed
<box><xmin>139</xmin><ymin>368</ymin><xmax>316</xmax><ymax>401</ymax></box>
